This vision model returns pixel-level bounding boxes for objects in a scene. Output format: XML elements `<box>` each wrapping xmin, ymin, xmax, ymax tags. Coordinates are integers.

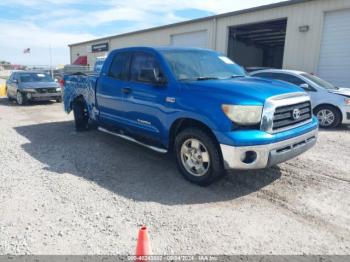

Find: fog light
<box><xmin>241</xmin><ymin>151</ymin><xmax>257</xmax><ymax>164</ymax></box>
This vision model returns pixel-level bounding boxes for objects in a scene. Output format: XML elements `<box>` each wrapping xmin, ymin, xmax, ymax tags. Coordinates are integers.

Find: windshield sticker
<box><xmin>219</xmin><ymin>56</ymin><xmax>235</xmax><ymax>64</ymax></box>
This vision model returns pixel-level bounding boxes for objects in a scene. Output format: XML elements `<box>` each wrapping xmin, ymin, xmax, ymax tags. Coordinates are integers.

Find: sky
<box><xmin>0</xmin><ymin>0</ymin><xmax>287</xmax><ymax>66</ymax></box>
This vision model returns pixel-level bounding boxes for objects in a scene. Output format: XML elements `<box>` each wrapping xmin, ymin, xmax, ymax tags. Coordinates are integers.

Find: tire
<box><xmin>16</xmin><ymin>91</ymin><xmax>26</xmax><ymax>105</ymax></box>
<box><xmin>174</xmin><ymin>128</ymin><xmax>225</xmax><ymax>186</ymax></box>
<box><xmin>314</xmin><ymin>105</ymin><xmax>341</xmax><ymax>128</ymax></box>
<box><xmin>56</xmin><ymin>97</ymin><xmax>62</xmax><ymax>103</ymax></box>
<box><xmin>73</xmin><ymin>100</ymin><xmax>89</xmax><ymax>131</ymax></box>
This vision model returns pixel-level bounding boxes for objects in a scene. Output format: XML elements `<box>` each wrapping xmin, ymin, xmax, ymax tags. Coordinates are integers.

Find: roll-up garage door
<box><xmin>170</xmin><ymin>30</ymin><xmax>208</xmax><ymax>48</ymax></box>
<box><xmin>317</xmin><ymin>9</ymin><xmax>350</xmax><ymax>87</ymax></box>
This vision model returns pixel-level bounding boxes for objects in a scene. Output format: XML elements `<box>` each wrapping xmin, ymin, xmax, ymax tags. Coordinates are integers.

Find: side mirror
<box><xmin>13</xmin><ymin>79</ymin><xmax>18</xmax><ymax>84</ymax></box>
<box><xmin>300</xmin><ymin>83</ymin><xmax>310</xmax><ymax>90</ymax></box>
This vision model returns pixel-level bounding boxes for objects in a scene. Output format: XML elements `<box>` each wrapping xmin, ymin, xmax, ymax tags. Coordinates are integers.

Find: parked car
<box><xmin>63</xmin><ymin>47</ymin><xmax>318</xmax><ymax>186</ymax></box>
<box><xmin>6</xmin><ymin>71</ymin><xmax>62</xmax><ymax>105</ymax></box>
<box><xmin>93</xmin><ymin>56</ymin><xmax>106</xmax><ymax>74</ymax></box>
<box><xmin>251</xmin><ymin>69</ymin><xmax>350</xmax><ymax>128</ymax></box>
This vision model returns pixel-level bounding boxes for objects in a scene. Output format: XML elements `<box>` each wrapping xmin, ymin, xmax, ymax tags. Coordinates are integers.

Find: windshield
<box><xmin>301</xmin><ymin>73</ymin><xmax>338</xmax><ymax>90</ymax></box>
<box><xmin>19</xmin><ymin>73</ymin><xmax>54</xmax><ymax>83</ymax></box>
<box><xmin>160</xmin><ymin>50</ymin><xmax>246</xmax><ymax>81</ymax></box>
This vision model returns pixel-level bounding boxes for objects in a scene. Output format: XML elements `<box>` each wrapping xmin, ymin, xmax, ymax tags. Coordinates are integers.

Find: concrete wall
<box><xmin>70</xmin><ymin>0</ymin><xmax>350</xmax><ymax>73</ymax></box>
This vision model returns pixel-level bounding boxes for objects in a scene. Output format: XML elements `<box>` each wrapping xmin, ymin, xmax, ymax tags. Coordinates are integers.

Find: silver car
<box><xmin>251</xmin><ymin>69</ymin><xmax>350</xmax><ymax>128</ymax></box>
<box><xmin>6</xmin><ymin>71</ymin><xmax>62</xmax><ymax>105</ymax></box>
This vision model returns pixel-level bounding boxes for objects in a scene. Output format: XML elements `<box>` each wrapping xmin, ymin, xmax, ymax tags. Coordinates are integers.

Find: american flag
<box><xmin>23</xmin><ymin>48</ymin><xmax>30</xmax><ymax>54</ymax></box>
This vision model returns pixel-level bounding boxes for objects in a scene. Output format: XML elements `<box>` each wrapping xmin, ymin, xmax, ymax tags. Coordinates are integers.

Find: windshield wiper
<box><xmin>229</xmin><ymin>75</ymin><xmax>245</xmax><ymax>79</ymax></box>
<box><xmin>196</xmin><ymin>76</ymin><xmax>219</xmax><ymax>81</ymax></box>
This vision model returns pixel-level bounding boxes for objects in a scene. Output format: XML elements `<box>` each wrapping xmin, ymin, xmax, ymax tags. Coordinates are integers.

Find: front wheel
<box><xmin>56</xmin><ymin>97</ymin><xmax>62</xmax><ymax>103</ymax></box>
<box><xmin>315</xmin><ymin>106</ymin><xmax>341</xmax><ymax>128</ymax></box>
<box><xmin>16</xmin><ymin>91</ymin><xmax>26</xmax><ymax>105</ymax></box>
<box><xmin>73</xmin><ymin>100</ymin><xmax>89</xmax><ymax>131</ymax></box>
<box><xmin>174</xmin><ymin>128</ymin><xmax>225</xmax><ymax>186</ymax></box>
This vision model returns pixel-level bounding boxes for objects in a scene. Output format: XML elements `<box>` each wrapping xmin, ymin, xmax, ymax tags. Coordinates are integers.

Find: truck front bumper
<box><xmin>25</xmin><ymin>92</ymin><xmax>62</xmax><ymax>101</ymax></box>
<box><xmin>220</xmin><ymin>128</ymin><xmax>317</xmax><ymax>170</ymax></box>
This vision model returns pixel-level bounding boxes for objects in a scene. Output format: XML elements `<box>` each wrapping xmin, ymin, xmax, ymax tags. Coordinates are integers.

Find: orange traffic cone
<box><xmin>135</xmin><ymin>226</ymin><xmax>151</xmax><ymax>262</ymax></box>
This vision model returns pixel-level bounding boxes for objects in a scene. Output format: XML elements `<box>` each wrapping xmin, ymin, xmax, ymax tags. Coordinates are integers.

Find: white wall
<box><xmin>70</xmin><ymin>0</ymin><xmax>350</xmax><ymax>74</ymax></box>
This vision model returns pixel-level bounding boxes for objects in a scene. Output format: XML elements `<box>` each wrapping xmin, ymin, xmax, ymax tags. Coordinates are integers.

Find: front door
<box><xmin>122</xmin><ymin>51</ymin><xmax>169</xmax><ymax>145</ymax></box>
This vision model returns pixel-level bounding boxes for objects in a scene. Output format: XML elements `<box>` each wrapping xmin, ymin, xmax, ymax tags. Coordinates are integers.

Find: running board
<box><xmin>98</xmin><ymin>127</ymin><xmax>168</xmax><ymax>154</ymax></box>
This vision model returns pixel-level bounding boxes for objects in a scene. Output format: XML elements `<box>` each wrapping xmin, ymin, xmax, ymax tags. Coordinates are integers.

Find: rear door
<box><xmin>96</xmin><ymin>51</ymin><xmax>131</xmax><ymax>127</ymax></box>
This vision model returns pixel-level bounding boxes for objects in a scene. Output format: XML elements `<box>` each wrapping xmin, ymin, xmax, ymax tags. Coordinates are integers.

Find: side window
<box><xmin>273</xmin><ymin>73</ymin><xmax>306</xmax><ymax>86</ymax></box>
<box><xmin>130</xmin><ymin>52</ymin><xmax>164</xmax><ymax>84</ymax></box>
<box><xmin>108</xmin><ymin>52</ymin><xmax>130</xmax><ymax>80</ymax></box>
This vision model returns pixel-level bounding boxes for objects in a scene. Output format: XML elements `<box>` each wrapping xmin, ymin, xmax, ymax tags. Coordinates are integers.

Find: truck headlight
<box><xmin>222</xmin><ymin>105</ymin><xmax>263</xmax><ymax>125</ymax></box>
<box><xmin>344</xmin><ymin>98</ymin><xmax>350</xmax><ymax>106</ymax></box>
<box><xmin>56</xmin><ymin>87</ymin><xmax>62</xmax><ymax>92</ymax></box>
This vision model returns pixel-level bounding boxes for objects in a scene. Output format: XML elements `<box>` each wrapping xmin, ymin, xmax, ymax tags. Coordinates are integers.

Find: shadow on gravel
<box><xmin>15</xmin><ymin>121</ymin><xmax>282</xmax><ymax>205</ymax></box>
<box><xmin>319</xmin><ymin>125</ymin><xmax>350</xmax><ymax>132</ymax></box>
<box><xmin>0</xmin><ymin>97</ymin><xmax>56</xmax><ymax>107</ymax></box>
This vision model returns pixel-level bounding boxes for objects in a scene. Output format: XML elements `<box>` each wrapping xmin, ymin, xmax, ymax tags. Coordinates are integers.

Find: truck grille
<box><xmin>36</xmin><ymin>88</ymin><xmax>57</xmax><ymax>93</ymax></box>
<box><xmin>273</xmin><ymin>101</ymin><xmax>312</xmax><ymax>131</ymax></box>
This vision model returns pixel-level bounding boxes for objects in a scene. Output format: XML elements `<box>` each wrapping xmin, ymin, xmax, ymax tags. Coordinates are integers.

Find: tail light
<box><xmin>59</xmin><ymin>79</ymin><xmax>64</xmax><ymax>88</ymax></box>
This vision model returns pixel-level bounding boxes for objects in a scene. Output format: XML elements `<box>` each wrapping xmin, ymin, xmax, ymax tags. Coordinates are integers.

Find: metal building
<box><xmin>69</xmin><ymin>0</ymin><xmax>350</xmax><ymax>86</ymax></box>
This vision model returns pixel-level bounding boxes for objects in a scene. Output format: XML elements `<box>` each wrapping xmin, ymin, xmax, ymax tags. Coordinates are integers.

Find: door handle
<box><xmin>121</xmin><ymin>87</ymin><xmax>132</xmax><ymax>94</ymax></box>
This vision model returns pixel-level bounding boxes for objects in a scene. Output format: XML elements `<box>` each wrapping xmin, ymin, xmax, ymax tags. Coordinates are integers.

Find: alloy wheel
<box><xmin>16</xmin><ymin>92</ymin><xmax>23</xmax><ymax>105</ymax></box>
<box><xmin>180</xmin><ymin>138</ymin><xmax>210</xmax><ymax>177</ymax></box>
<box><xmin>317</xmin><ymin>109</ymin><xmax>335</xmax><ymax>127</ymax></box>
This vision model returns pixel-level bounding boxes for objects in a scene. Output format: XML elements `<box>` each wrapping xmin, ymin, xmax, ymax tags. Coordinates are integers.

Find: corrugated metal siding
<box><xmin>70</xmin><ymin>0</ymin><xmax>350</xmax><ymax>73</ymax></box>
<box><xmin>317</xmin><ymin>8</ymin><xmax>350</xmax><ymax>86</ymax></box>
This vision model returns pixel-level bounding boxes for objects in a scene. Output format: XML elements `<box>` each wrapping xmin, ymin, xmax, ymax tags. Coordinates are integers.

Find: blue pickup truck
<box><xmin>64</xmin><ymin>47</ymin><xmax>318</xmax><ymax>186</ymax></box>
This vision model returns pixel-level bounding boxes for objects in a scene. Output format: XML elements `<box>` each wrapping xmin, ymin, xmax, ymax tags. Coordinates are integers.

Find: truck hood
<box><xmin>182</xmin><ymin>77</ymin><xmax>304</xmax><ymax>104</ymax></box>
<box><xmin>19</xmin><ymin>82</ymin><xmax>59</xmax><ymax>89</ymax></box>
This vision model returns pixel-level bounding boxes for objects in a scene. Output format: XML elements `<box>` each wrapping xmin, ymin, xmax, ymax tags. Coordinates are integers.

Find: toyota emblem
<box><xmin>292</xmin><ymin>108</ymin><xmax>301</xmax><ymax>120</ymax></box>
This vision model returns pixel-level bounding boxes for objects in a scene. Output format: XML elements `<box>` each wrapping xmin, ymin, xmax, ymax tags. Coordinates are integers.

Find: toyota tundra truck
<box><xmin>63</xmin><ymin>47</ymin><xmax>318</xmax><ymax>186</ymax></box>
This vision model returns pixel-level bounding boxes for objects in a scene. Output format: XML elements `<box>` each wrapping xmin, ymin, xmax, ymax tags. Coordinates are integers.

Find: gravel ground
<box><xmin>0</xmin><ymin>97</ymin><xmax>349</xmax><ymax>255</ymax></box>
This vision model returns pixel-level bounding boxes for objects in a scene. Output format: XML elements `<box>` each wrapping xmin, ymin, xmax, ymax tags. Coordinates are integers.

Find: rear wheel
<box><xmin>174</xmin><ymin>128</ymin><xmax>224</xmax><ymax>186</ymax></box>
<box><xmin>16</xmin><ymin>91</ymin><xmax>26</xmax><ymax>105</ymax></box>
<box><xmin>73</xmin><ymin>100</ymin><xmax>89</xmax><ymax>131</ymax></box>
<box><xmin>315</xmin><ymin>105</ymin><xmax>341</xmax><ymax>128</ymax></box>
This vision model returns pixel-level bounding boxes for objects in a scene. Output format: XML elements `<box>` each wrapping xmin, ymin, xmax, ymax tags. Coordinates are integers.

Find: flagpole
<box><xmin>49</xmin><ymin>44</ymin><xmax>53</xmax><ymax>78</ymax></box>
